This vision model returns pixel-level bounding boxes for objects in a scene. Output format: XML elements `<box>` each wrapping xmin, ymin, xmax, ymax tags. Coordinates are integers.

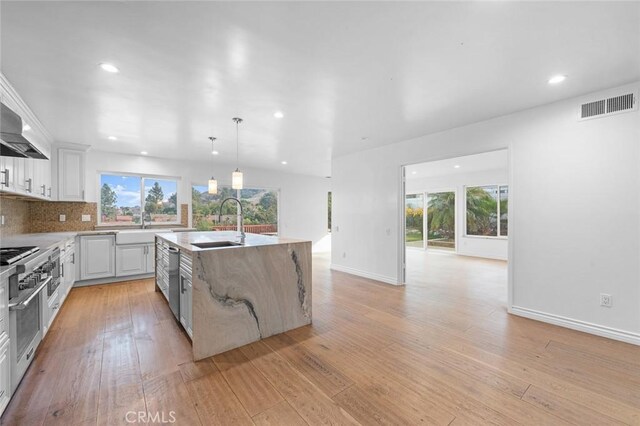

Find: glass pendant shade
<box><xmin>208</xmin><ymin>176</ymin><xmax>218</xmax><ymax>195</ymax></box>
<box><xmin>232</xmin><ymin>169</ymin><xmax>243</xmax><ymax>190</ymax></box>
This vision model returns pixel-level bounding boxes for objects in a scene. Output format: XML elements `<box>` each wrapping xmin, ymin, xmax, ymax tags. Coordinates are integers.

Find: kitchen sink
<box><xmin>191</xmin><ymin>241</ymin><xmax>243</xmax><ymax>249</ymax></box>
<box><xmin>116</xmin><ymin>229</ymin><xmax>171</xmax><ymax>244</ymax></box>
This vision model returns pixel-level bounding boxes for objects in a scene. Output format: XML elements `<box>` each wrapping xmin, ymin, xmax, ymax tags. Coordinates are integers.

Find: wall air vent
<box><xmin>579</xmin><ymin>92</ymin><xmax>637</xmax><ymax>121</ymax></box>
<box><xmin>581</xmin><ymin>99</ymin><xmax>605</xmax><ymax>119</ymax></box>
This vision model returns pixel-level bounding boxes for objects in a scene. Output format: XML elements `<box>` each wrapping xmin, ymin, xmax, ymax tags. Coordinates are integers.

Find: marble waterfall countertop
<box><xmin>156</xmin><ymin>231</ymin><xmax>312</xmax><ymax>360</ymax></box>
<box><xmin>155</xmin><ymin>230</ymin><xmax>308</xmax><ymax>252</ymax></box>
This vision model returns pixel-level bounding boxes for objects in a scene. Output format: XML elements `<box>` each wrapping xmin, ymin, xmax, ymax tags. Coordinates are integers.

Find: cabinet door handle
<box><xmin>180</xmin><ymin>276</ymin><xmax>185</xmax><ymax>294</ymax></box>
<box><xmin>26</xmin><ymin>178</ymin><xmax>32</xmax><ymax>193</ymax></box>
<box><xmin>1</xmin><ymin>169</ymin><xmax>8</xmax><ymax>187</ymax></box>
<box><xmin>41</xmin><ymin>184</ymin><xmax>46</xmax><ymax>196</ymax></box>
<box><xmin>71</xmin><ymin>253</ymin><xmax>75</xmax><ymax>264</ymax></box>
<box><xmin>48</xmin><ymin>187</ymin><xmax>52</xmax><ymax>197</ymax></box>
<box><xmin>61</xmin><ymin>263</ymin><xmax>64</xmax><ymax>278</ymax></box>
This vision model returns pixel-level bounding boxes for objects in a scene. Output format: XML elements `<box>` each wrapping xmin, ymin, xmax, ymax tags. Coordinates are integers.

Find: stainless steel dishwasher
<box><xmin>168</xmin><ymin>247</ymin><xmax>181</xmax><ymax>320</ymax></box>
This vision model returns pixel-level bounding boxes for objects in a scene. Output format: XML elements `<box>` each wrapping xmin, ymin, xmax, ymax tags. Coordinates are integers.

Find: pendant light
<box><xmin>207</xmin><ymin>137</ymin><xmax>218</xmax><ymax>195</ymax></box>
<box><xmin>232</xmin><ymin>117</ymin><xmax>243</xmax><ymax>190</ymax></box>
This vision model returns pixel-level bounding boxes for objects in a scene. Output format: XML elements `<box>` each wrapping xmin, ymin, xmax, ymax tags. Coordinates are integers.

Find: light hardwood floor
<box><xmin>2</xmin><ymin>251</ymin><xmax>640</xmax><ymax>425</ymax></box>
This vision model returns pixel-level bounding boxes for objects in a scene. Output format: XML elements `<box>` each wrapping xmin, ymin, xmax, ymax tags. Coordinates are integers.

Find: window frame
<box><xmin>463</xmin><ymin>183</ymin><xmax>508</xmax><ymax>239</ymax></box>
<box><xmin>190</xmin><ymin>182</ymin><xmax>281</xmax><ymax>232</ymax></box>
<box><xmin>97</xmin><ymin>171</ymin><xmax>181</xmax><ymax>226</ymax></box>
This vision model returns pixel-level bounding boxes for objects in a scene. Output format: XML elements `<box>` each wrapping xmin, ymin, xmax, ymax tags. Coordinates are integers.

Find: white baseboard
<box><xmin>510</xmin><ymin>305</ymin><xmax>640</xmax><ymax>346</ymax></box>
<box><xmin>330</xmin><ymin>264</ymin><xmax>401</xmax><ymax>286</ymax></box>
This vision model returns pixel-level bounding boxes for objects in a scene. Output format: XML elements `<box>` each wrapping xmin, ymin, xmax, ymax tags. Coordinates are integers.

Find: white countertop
<box><xmin>0</xmin><ymin>227</ymin><xmax>195</xmax><ymax>277</ymax></box>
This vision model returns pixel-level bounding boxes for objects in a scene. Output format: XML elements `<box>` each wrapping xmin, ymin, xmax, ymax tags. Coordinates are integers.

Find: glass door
<box><xmin>426</xmin><ymin>191</ymin><xmax>456</xmax><ymax>252</ymax></box>
<box><xmin>405</xmin><ymin>193</ymin><xmax>425</xmax><ymax>249</ymax></box>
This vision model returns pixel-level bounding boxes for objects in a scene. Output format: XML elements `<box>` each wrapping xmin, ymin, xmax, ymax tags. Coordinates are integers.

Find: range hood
<box><xmin>0</xmin><ymin>103</ymin><xmax>47</xmax><ymax>159</ymax></box>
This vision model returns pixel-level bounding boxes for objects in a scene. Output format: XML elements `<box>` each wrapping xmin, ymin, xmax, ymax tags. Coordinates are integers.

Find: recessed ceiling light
<box><xmin>411</xmin><ymin>171</ymin><xmax>417</xmax><ymax>175</ymax></box>
<box><xmin>281</xmin><ymin>161</ymin><xmax>288</xmax><ymax>165</ymax></box>
<box><xmin>211</xmin><ymin>150</ymin><xmax>219</xmax><ymax>155</ymax></box>
<box><xmin>454</xmin><ymin>165</ymin><xmax>461</xmax><ymax>169</ymax></box>
<box><xmin>274</xmin><ymin>111</ymin><xmax>284</xmax><ymax>119</ymax></box>
<box><xmin>99</xmin><ymin>63</ymin><xmax>119</xmax><ymax>73</ymax></box>
<box><xmin>108</xmin><ymin>136</ymin><xmax>117</xmax><ymax>141</ymax></box>
<box><xmin>22</xmin><ymin>124</ymin><xmax>31</xmax><ymax>131</ymax></box>
<box><xmin>548</xmin><ymin>74</ymin><xmax>566</xmax><ymax>84</ymax></box>
<box><xmin>140</xmin><ymin>151</ymin><xmax>148</xmax><ymax>155</ymax></box>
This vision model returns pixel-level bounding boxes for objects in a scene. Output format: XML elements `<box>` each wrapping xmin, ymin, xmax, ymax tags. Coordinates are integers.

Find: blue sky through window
<box><xmin>101</xmin><ymin>174</ymin><xmax>142</xmax><ymax>208</ymax></box>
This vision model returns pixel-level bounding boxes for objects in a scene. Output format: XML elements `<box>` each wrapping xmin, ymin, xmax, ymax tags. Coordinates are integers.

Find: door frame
<box><xmin>400</xmin><ymin>148</ymin><xmax>511</xmax><ymax>308</ymax></box>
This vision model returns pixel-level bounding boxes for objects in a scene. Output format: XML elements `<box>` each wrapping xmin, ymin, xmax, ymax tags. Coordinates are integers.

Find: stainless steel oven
<box><xmin>7</xmin><ymin>250</ymin><xmax>51</xmax><ymax>392</ymax></box>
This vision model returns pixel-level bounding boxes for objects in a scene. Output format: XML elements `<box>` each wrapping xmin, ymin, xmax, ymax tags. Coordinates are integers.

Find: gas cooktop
<box><xmin>0</xmin><ymin>246</ymin><xmax>40</xmax><ymax>266</ymax></box>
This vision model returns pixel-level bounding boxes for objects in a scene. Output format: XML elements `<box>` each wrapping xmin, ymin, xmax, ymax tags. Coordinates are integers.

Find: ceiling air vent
<box><xmin>580</xmin><ymin>92</ymin><xmax>637</xmax><ymax>121</ymax></box>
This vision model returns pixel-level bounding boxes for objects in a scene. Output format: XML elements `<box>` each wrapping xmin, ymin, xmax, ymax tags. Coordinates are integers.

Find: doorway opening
<box><xmin>402</xmin><ymin>150</ymin><xmax>509</xmax><ymax>308</ymax></box>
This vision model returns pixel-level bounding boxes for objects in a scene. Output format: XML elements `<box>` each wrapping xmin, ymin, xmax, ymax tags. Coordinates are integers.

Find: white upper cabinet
<box><xmin>32</xmin><ymin>158</ymin><xmax>51</xmax><ymax>199</ymax></box>
<box><xmin>0</xmin><ymin>156</ymin><xmax>52</xmax><ymax>200</ymax></box>
<box><xmin>57</xmin><ymin>148</ymin><xmax>86</xmax><ymax>201</ymax></box>
<box><xmin>12</xmin><ymin>157</ymin><xmax>31</xmax><ymax>194</ymax></box>
<box><xmin>0</xmin><ymin>156</ymin><xmax>15</xmax><ymax>192</ymax></box>
<box><xmin>1</xmin><ymin>73</ymin><xmax>54</xmax><ymax>200</ymax></box>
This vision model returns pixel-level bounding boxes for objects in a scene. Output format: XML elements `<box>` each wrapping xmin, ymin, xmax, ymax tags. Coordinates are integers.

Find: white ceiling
<box><xmin>406</xmin><ymin>149</ymin><xmax>508</xmax><ymax>180</ymax></box>
<box><xmin>1</xmin><ymin>2</ymin><xmax>639</xmax><ymax>177</ymax></box>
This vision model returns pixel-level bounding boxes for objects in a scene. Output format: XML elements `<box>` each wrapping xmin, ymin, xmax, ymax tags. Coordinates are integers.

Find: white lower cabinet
<box><xmin>80</xmin><ymin>235</ymin><xmax>115</xmax><ymax>280</ymax></box>
<box><xmin>115</xmin><ymin>243</ymin><xmax>155</xmax><ymax>277</ymax></box>
<box><xmin>116</xmin><ymin>244</ymin><xmax>146</xmax><ymax>277</ymax></box>
<box><xmin>42</xmin><ymin>290</ymin><xmax>60</xmax><ymax>336</ymax></box>
<box><xmin>0</xmin><ymin>335</ymin><xmax>9</xmax><ymax>414</ymax></box>
<box><xmin>179</xmin><ymin>275</ymin><xmax>192</xmax><ymax>338</ymax></box>
<box><xmin>0</xmin><ymin>277</ymin><xmax>8</xmax><ymax>415</ymax></box>
<box><xmin>179</xmin><ymin>253</ymin><xmax>193</xmax><ymax>338</ymax></box>
<box><xmin>145</xmin><ymin>243</ymin><xmax>155</xmax><ymax>273</ymax></box>
<box><xmin>61</xmin><ymin>246</ymin><xmax>75</xmax><ymax>301</ymax></box>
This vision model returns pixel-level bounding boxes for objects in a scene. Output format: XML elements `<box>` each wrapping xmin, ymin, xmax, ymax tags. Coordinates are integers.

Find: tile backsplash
<box><xmin>29</xmin><ymin>201</ymin><xmax>98</xmax><ymax>233</ymax></box>
<box><xmin>0</xmin><ymin>198</ymin><xmax>30</xmax><ymax>239</ymax></box>
<box><xmin>0</xmin><ymin>198</ymin><xmax>190</xmax><ymax>238</ymax></box>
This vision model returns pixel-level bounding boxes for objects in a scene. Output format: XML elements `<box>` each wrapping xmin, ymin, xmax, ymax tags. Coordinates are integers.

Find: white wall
<box><xmin>406</xmin><ymin>167</ymin><xmax>508</xmax><ymax>260</ymax></box>
<box><xmin>332</xmin><ymin>81</ymin><xmax>640</xmax><ymax>344</ymax></box>
<box><xmin>83</xmin><ymin>151</ymin><xmax>331</xmax><ymax>245</ymax></box>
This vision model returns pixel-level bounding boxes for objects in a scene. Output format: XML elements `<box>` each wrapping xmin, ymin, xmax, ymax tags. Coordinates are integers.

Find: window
<box><xmin>465</xmin><ymin>185</ymin><xmax>508</xmax><ymax>237</ymax></box>
<box><xmin>191</xmin><ymin>185</ymin><xmax>278</xmax><ymax>234</ymax></box>
<box><xmin>99</xmin><ymin>174</ymin><xmax>179</xmax><ymax>224</ymax></box>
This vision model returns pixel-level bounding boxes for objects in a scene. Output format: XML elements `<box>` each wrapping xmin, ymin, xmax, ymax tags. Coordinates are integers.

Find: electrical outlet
<box><xmin>600</xmin><ymin>293</ymin><xmax>612</xmax><ymax>307</ymax></box>
<box><xmin>59</xmin><ymin>214</ymin><xmax>66</xmax><ymax>222</ymax></box>
<box><xmin>81</xmin><ymin>214</ymin><xmax>91</xmax><ymax>222</ymax></box>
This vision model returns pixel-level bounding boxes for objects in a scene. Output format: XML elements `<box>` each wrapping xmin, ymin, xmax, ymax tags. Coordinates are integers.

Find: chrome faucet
<box><xmin>141</xmin><ymin>212</ymin><xmax>151</xmax><ymax>229</ymax></box>
<box><xmin>219</xmin><ymin>197</ymin><xmax>245</xmax><ymax>244</ymax></box>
